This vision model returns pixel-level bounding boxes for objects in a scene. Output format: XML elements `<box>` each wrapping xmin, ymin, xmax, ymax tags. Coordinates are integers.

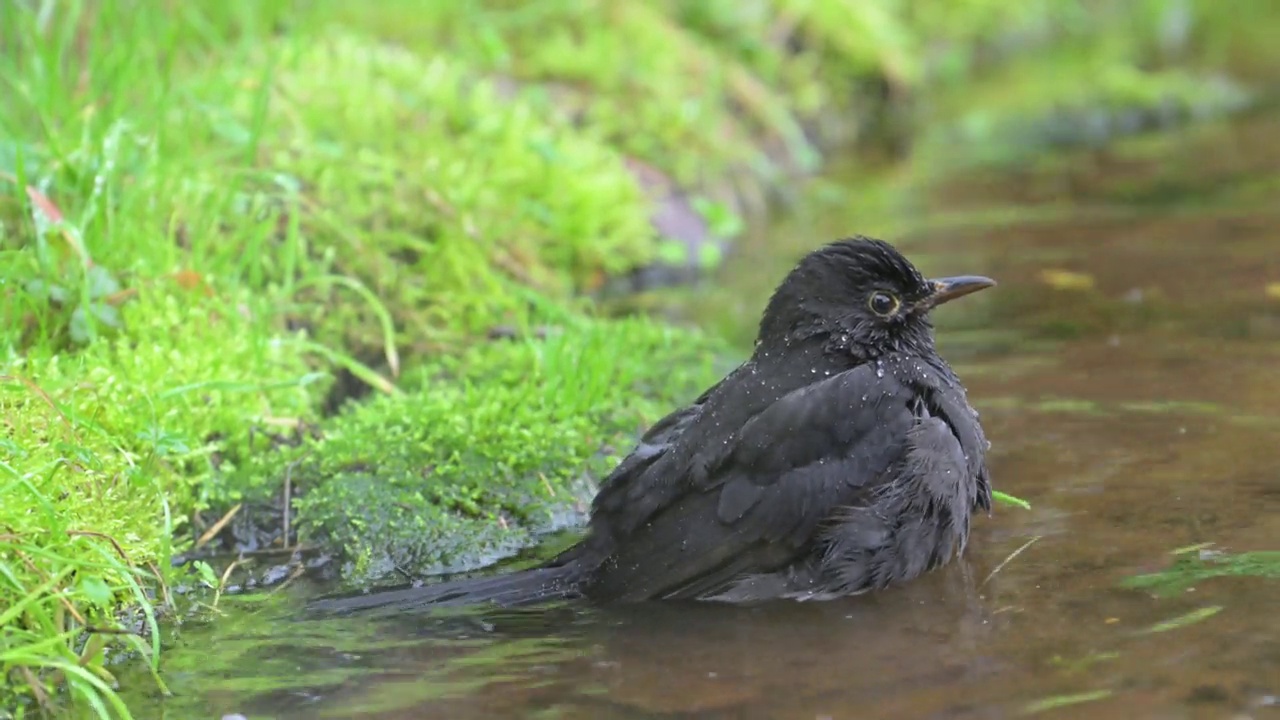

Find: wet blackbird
<box><xmin>313</xmin><ymin>237</ymin><xmax>995</xmax><ymax>612</ymax></box>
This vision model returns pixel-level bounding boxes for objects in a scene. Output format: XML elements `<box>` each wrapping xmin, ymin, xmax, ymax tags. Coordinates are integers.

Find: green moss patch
<box><xmin>210</xmin><ymin>33</ymin><xmax>660</xmax><ymax>334</ymax></box>
<box><xmin>0</xmin><ymin>288</ymin><xmax>320</xmax><ymax>713</ymax></box>
<box><xmin>234</xmin><ymin>318</ymin><xmax>722</xmax><ymax>587</ymax></box>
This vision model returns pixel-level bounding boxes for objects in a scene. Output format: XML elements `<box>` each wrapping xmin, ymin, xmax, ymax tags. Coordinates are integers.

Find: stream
<box><xmin>121</xmin><ymin>110</ymin><xmax>1280</xmax><ymax>719</ymax></box>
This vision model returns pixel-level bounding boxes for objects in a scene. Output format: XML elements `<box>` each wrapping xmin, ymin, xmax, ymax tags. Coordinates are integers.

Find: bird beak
<box><xmin>924</xmin><ymin>275</ymin><xmax>996</xmax><ymax>308</ymax></box>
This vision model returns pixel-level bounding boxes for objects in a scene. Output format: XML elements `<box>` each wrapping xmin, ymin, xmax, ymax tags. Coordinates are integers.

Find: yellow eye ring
<box><xmin>868</xmin><ymin>291</ymin><xmax>900</xmax><ymax>317</ymax></box>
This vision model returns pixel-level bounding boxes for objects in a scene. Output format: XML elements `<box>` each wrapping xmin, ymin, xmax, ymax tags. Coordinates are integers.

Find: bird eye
<box><xmin>868</xmin><ymin>291</ymin><xmax>900</xmax><ymax>317</ymax></box>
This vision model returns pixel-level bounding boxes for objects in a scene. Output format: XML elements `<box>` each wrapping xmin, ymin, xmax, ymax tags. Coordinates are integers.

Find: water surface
<box><xmin>126</xmin><ymin>113</ymin><xmax>1280</xmax><ymax>719</ymax></box>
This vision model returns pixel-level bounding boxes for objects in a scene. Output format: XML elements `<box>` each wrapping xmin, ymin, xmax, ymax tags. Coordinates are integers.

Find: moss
<box><xmin>1</xmin><ymin>292</ymin><xmax>320</xmax><ymax>523</ymax></box>
<box><xmin>0</xmin><ymin>289</ymin><xmax>319</xmax><ymax>715</ymax></box>
<box><xmin>234</xmin><ymin>316</ymin><xmax>723</xmax><ymax>586</ymax></box>
<box><xmin>305</xmin><ymin>1</ymin><xmax>821</xmax><ymax>185</ymax></box>
<box><xmin>226</xmin><ymin>33</ymin><xmax>660</xmax><ymax>344</ymax></box>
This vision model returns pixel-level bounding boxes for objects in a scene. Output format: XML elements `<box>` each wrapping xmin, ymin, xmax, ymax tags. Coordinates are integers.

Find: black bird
<box><xmin>313</xmin><ymin>237</ymin><xmax>995</xmax><ymax>611</ymax></box>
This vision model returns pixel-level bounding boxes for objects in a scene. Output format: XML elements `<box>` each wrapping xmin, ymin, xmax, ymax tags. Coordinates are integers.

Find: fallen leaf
<box><xmin>26</xmin><ymin>185</ymin><xmax>92</xmax><ymax>267</ymax></box>
<box><xmin>1265</xmin><ymin>282</ymin><xmax>1280</xmax><ymax>300</ymax></box>
<box><xmin>1142</xmin><ymin>605</ymin><xmax>1222</xmax><ymax>634</ymax></box>
<box><xmin>171</xmin><ymin>269</ymin><xmax>214</xmax><ymax>296</ymax></box>
<box><xmin>26</xmin><ymin>185</ymin><xmax>65</xmax><ymax>224</ymax></box>
<box><xmin>1039</xmin><ymin>268</ymin><xmax>1096</xmax><ymax>291</ymax></box>
<box><xmin>103</xmin><ymin>288</ymin><xmax>139</xmax><ymax>306</ymax></box>
<box><xmin>1023</xmin><ymin>689</ymin><xmax>1113</xmax><ymax>715</ymax></box>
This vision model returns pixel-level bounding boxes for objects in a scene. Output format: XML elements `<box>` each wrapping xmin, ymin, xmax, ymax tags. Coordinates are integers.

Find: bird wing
<box><xmin>596</xmin><ymin>376</ymin><xmax>721</xmax><ymax>493</ymax></box>
<box><xmin>543</xmin><ymin>374</ymin><xmax>727</xmax><ymax>569</ymax></box>
<box><xmin>904</xmin><ymin>361</ymin><xmax>993</xmax><ymax>513</ymax></box>
<box><xmin>586</xmin><ymin>362</ymin><xmax>917</xmax><ymax>601</ymax></box>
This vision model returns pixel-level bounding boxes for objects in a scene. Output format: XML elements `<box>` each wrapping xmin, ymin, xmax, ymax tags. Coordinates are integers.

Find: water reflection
<box><xmin>475</xmin><ymin>572</ymin><xmax>997</xmax><ymax>719</ymax></box>
<box><xmin>127</xmin><ymin>115</ymin><xmax>1280</xmax><ymax>719</ymax></box>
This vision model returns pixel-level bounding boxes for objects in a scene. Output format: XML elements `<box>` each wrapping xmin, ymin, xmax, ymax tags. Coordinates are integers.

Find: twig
<box><xmin>18</xmin><ymin>667</ymin><xmax>50</xmax><ymax>709</ymax></box>
<box><xmin>213</xmin><ymin>559</ymin><xmax>242</xmax><ymax>609</ymax></box>
<box><xmin>195</xmin><ymin>503</ymin><xmax>242</xmax><ymax>550</ymax></box>
<box><xmin>66</xmin><ymin>530</ymin><xmax>131</xmax><ymax>564</ymax></box>
<box><xmin>218</xmin><ymin>559</ymin><xmax>241</xmax><ymax>588</ymax></box>
<box><xmin>281</xmin><ymin>463</ymin><xmax>294</xmax><ymax>549</ymax></box>
<box><xmin>147</xmin><ymin>560</ymin><xmax>174</xmax><ymax>611</ymax></box>
<box><xmin>981</xmin><ymin>535</ymin><xmax>1042</xmax><ymax>589</ymax></box>
<box><xmin>83</xmin><ymin>626</ymin><xmax>134</xmax><ymax>635</ymax></box>
<box><xmin>186</xmin><ymin>545</ymin><xmax>317</xmax><ymax>563</ymax></box>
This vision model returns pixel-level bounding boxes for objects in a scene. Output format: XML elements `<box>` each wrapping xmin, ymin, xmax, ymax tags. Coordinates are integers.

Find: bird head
<box><xmin>757</xmin><ymin>237</ymin><xmax>995</xmax><ymax>361</ymax></box>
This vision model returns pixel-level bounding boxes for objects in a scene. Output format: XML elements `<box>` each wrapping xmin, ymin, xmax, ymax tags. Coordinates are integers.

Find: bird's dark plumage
<box><xmin>311</xmin><ymin>237</ymin><xmax>995</xmax><ymax>613</ymax></box>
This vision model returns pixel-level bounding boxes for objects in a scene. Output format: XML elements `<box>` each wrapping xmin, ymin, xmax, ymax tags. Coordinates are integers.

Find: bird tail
<box><xmin>307</xmin><ymin>564</ymin><xmax>582</xmax><ymax>615</ymax></box>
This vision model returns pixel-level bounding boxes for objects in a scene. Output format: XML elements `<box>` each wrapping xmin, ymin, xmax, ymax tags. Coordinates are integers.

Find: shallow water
<box><xmin>124</xmin><ymin>113</ymin><xmax>1280</xmax><ymax>719</ymax></box>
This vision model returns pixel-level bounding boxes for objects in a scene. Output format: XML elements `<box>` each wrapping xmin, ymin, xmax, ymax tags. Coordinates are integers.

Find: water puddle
<box><xmin>122</xmin><ymin>113</ymin><xmax>1280</xmax><ymax>719</ymax></box>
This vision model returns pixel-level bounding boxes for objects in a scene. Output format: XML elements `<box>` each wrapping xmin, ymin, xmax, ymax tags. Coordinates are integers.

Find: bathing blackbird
<box><xmin>312</xmin><ymin>237</ymin><xmax>995</xmax><ymax>612</ymax></box>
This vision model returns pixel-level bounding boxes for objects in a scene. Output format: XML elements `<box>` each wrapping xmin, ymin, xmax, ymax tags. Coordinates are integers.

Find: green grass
<box><xmin>1</xmin><ymin>0</ymin><xmax>1274</xmax><ymax>715</ymax></box>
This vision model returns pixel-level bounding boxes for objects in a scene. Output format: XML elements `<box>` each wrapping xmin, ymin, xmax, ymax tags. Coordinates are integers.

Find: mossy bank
<box><xmin>2</xmin><ymin>0</ymin><xmax>1276</xmax><ymax>716</ymax></box>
